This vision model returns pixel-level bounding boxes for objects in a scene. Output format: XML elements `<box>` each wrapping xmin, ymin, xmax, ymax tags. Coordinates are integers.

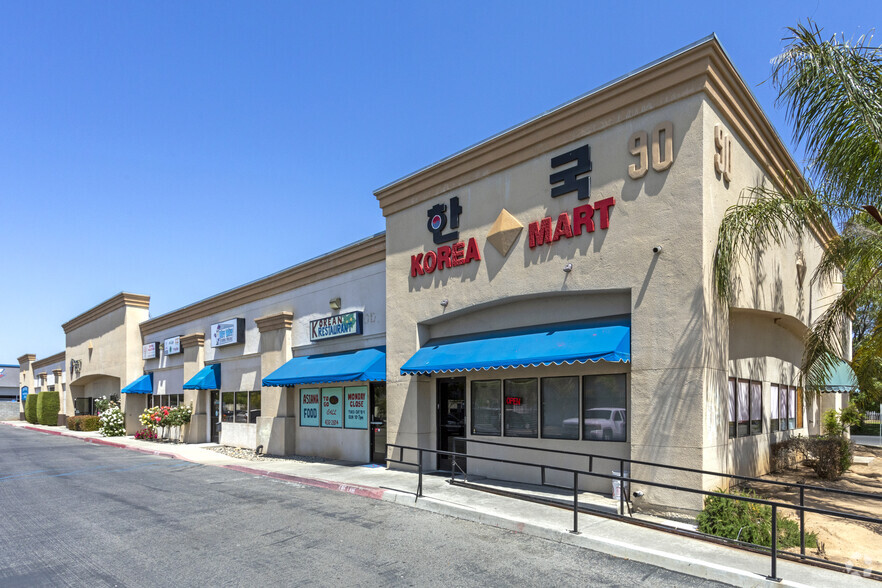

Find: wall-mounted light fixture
<box><xmin>329</xmin><ymin>297</ymin><xmax>341</xmax><ymax>310</ymax></box>
<box><xmin>440</xmin><ymin>299</ymin><xmax>449</xmax><ymax>307</ymax></box>
<box><xmin>563</xmin><ymin>263</ymin><xmax>573</xmax><ymax>273</ymax></box>
<box><xmin>796</xmin><ymin>251</ymin><xmax>807</xmax><ymax>286</ymax></box>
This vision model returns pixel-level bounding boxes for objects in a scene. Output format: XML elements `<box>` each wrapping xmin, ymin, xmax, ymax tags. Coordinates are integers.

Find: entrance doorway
<box><xmin>436</xmin><ymin>377</ymin><xmax>466</xmax><ymax>472</ymax></box>
<box><xmin>370</xmin><ymin>382</ymin><xmax>387</xmax><ymax>464</ymax></box>
<box><xmin>210</xmin><ymin>391</ymin><xmax>220</xmax><ymax>443</ymax></box>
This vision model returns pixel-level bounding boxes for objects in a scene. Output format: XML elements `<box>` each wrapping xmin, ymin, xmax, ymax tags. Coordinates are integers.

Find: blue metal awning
<box><xmin>819</xmin><ymin>359</ymin><xmax>859</xmax><ymax>393</ymax></box>
<box><xmin>400</xmin><ymin>322</ymin><xmax>630</xmax><ymax>375</ymax></box>
<box><xmin>183</xmin><ymin>364</ymin><xmax>221</xmax><ymax>390</ymax></box>
<box><xmin>262</xmin><ymin>347</ymin><xmax>386</xmax><ymax>387</ymax></box>
<box><xmin>121</xmin><ymin>373</ymin><xmax>154</xmax><ymax>394</ymax></box>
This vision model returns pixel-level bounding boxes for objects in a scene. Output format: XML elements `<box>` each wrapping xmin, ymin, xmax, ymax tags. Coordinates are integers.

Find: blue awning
<box><xmin>262</xmin><ymin>347</ymin><xmax>386</xmax><ymax>387</ymax></box>
<box><xmin>401</xmin><ymin>322</ymin><xmax>630</xmax><ymax>375</ymax></box>
<box><xmin>183</xmin><ymin>364</ymin><xmax>221</xmax><ymax>390</ymax></box>
<box><xmin>819</xmin><ymin>359</ymin><xmax>859</xmax><ymax>393</ymax></box>
<box><xmin>121</xmin><ymin>373</ymin><xmax>153</xmax><ymax>394</ymax></box>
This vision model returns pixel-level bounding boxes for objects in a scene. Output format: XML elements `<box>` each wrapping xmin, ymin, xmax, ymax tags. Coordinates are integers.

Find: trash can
<box><xmin>612</xmin><ymin>470</ymin><xmax>630</xmax><ymax>500</ymax></box>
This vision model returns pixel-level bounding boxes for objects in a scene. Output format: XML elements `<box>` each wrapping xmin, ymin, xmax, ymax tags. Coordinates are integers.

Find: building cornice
<box><xmin>140</xmin><ymin>233</ymin><xmax>385</xmax><ymax>336</ymax></box>
<box><xmin>180</xmin><ymin>333</ymin><xmax>205</xmax><ymax>349</ymax></box>
<box><xmin>52</xmin><ymin>368</ymin><xmax>63</xmax><ymax>376</ymax></box>
<box><xmin>62</xmin><ymin>293</ymin><xmax>151</xmax><ymax>334</ymax></box>
<box><xmin>255</xmin><ymin>311</ymin><xmax>295</xmax><ymax>333</ymax></box>
<box><xmin>372</xmin><ymin>38</ymin><xmax>833</xmax><ymax>242</ymax></box>
<box><xmin>33</xmin><ymin>351</ymin><xmax>66</xmax><ymax>370</ymax></box>
<box><xmin>17</xmin><ymin>354</ymin><xmax>36</xmax><ymax>366</ymax></box>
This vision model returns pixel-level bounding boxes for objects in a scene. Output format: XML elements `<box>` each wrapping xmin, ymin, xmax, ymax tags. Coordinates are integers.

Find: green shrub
<box><xmin>36</xmin><ymin>391</ymin><xmax>60</xmax><ymax>426</ymax></box>
<box><xmin>80</xmin><ymin>416</ymin><xmax>100</xmax><ymax>431</ymax></box>
<box><xmin>66</xmin><ymin>415</ymin><xmax>83</xmax><ymax>431</ymax></box>
<box><xmin>24</xmin><ymin>394</ymin><xmax>38</xmax><ymax>424</ymax></box>
<box><xmin>697</xmin><ymin>489</ymin><xmax>817</xmax><ymax>549</ymax></box>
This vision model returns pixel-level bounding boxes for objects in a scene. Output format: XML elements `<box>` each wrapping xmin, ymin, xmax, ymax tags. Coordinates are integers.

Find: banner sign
<box><xmin>321</xmin><ymin>388</ymin><xmax>343</xmax><ymax>428</ymax></box>
<box><xmin>142</xmin><ymin>342</ymin><xmax>158</xmax><ymax>360</ymax></box>
<box><xmin>211</xmin><ymin>318</ymin><xmax>245</xmax><ymax>347</ymax></box>
<box><xmin>164</xmin><ymin>336</ymin><xmax>182</xmax><ymax>355</ymax></box>
<box><xmin>300</xmin><ymin>389</ymin><xmax>320</xmax><ymax>427</ymax></box>
<box><xmin>344</xmin><ymin>386</ymin><xmax>368</xmax><ymax>429</ymax></box>
<box><xmin>21</xmin><ymin>386</ymin><xmax>28</xmax><ymax>404</ymax></box>
<box><xmin>310</xmin><ymin>311</ymin><xmax>363</xmax><ymax>342</ymax></box>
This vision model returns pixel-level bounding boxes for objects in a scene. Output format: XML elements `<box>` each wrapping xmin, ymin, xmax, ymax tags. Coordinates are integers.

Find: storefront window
<box><xmin>736</xmin><ymin>380</ymin><xmax>750</xmax><ymax>437</ymax></box>
<box><xmin>503</xmin><ymin>378</ymin><xmax>538</xmax><ymax>438</ymax></box>
<box><xmin>582</xmin><ymin>374</ymin><xmax>627</xmax><ymax>442</ymax></box>
<box><xmin>788</xmin><ymin>386</ymin><xmax>797</xmax><ymax>430</ymax></box>
<box><xmin>771</xmin><ymin>383</ymin><xmax>780</xmax><ymax>431</ymax></box>
<box><xmin>249</xmin><ymin>391</ymin><xmax>261</xmax><ymax>422</ymax></box>
<box><xmin>541</xmin><ymin>376</ymin><xmax>579</xmax><ymax>440</ymax></box>
<box><xmin>222</xmin><ymin>392</ymin><xmax>235</xmax><ymax>423</ymax></box>
<box><xmin>234</xmin><ymin>392</ymin><xmax>248</xmax><ymax>423</ymax></box>
<box><xmin>728</xmin><ymin>378</ymin><xmax>736</xmax><ymax>438</ymax></box>
<box><xmin>471</xmin><ymin>380</ymin><xmax>501</xmax><ymax>436</ymax></box>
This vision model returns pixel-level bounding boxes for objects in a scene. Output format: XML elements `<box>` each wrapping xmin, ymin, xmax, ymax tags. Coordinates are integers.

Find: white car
<box><xmin>563</xmin><ymin>408</ymin><xmax>626</xmax><ymax>441</ymax></box>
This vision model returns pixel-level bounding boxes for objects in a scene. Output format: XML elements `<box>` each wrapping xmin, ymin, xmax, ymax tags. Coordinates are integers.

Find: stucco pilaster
<box><xmin>255</xmin><ymin>312</ymin><xmax>294</xmax><ymax>455</ymax></box>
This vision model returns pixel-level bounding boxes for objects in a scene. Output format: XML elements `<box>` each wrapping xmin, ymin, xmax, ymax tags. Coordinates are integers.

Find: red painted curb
<box><xmin>221</xmin><ymin>463</ymin><xmax>388</xmax><ymax>501</ymax></box>
<box><xmin>5</xmin><ymin>421</ymin><xmax>389</xmax><ymax>502</ymax></box>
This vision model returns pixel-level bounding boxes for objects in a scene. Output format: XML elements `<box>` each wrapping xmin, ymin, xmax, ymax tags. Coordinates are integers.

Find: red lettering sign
<box><xmin>528</xmin><ymin>198</ymin><xmax>615</xmax><ymax>249</ymax></box>
<box><xmin>505</xmin><ymin>397</ymin><xmax>522</xmax><ymax>406</ymax></box>
<box><xmin>410</xmin><ymin>237</ymin><xmax>481</xmax><ymax>277</ymax></box>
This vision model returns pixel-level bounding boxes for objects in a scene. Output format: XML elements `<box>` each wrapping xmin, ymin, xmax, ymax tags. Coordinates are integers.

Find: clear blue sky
<box><xmin>1</xmin><ymin>1</ymin><xmax>878</xmax><ymax>362</ymax></box>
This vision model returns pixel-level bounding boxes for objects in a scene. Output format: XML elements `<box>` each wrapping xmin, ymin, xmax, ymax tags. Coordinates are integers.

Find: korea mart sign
<box><xmin>310</xmin><ymin>311</ymin><xmax>363</xmax><ymax>342</ymax></box>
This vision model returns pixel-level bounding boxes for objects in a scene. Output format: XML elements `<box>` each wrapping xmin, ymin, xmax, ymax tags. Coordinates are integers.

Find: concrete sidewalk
<box><xmin>3</xmin><ymin>420</ymin><xmax>878</xmax><ymax>588</ymax></box>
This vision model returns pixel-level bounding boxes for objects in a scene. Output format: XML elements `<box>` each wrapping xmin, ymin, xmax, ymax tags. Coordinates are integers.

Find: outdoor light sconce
<box><xmin>329</xmin><ymin>297</ymin><xmax>341</xmax><ymax>310</ymax></box>
<box><xmin>440</xmin><ymin>299</ymin><xmax>449</xmax><ymax>307</ymax></box>
<box><xmin>652</xmin><ymin>245</ymin><xmax>663</xmax><ymax>254</ymax></box>
<box><xmin>563</xmin><ymin>263</ymin><xmax>573</xmax><ymax>273</ymax></box>
<box><xmin>796</xmin><ymin>251</ymin><xmax>807</xmax><ymax>286</ymax></box>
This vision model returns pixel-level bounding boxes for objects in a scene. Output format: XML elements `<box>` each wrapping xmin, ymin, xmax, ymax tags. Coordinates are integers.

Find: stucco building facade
<box><xmin>14</xmin><ymin>37</ymin><xmax>850</xmax><ymax>510</ymax></box>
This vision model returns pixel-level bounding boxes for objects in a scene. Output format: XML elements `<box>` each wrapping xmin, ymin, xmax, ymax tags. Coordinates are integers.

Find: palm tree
<box><xmin>713</xmin><ymin>21</ymin><xmax>882</xmax><ymax>395</ymax></box>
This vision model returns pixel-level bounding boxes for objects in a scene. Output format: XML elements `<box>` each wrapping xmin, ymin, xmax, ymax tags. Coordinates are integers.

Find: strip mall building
<box><xmin>16</xmin><ymin>37</ymin><xmax>852</xmax><ymax>509</ymax></box>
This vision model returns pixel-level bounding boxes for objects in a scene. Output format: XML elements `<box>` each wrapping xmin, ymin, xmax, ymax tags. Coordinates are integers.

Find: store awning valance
<box><xmin>818</xmin><ymin>359</ymin><xmax>859</xmax><ymax>394</ymax></box>
<box><xmin>183</xmin><ymin>364</ymin><xmax>221</xmax><ymax>390</ymax></box>
<box><xmin>262</xmin><ymin>347</ymin><xmax>386</xmax><ymax>387</ymax></box>
<box><xmin>400</xmin><ymin>322</ymin><xmax>631</xmax><ymax>375</ymax></box>
<box><xmin>121</xmin><ymin>373</ymin><xmax>153</xmax><ymax>394</ymax></box>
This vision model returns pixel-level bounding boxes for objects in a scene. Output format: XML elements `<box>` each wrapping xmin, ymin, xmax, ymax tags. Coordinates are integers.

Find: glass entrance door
<box><xmin>210</xmin><ymin>391</ymin><xmax>220</xmax><ymax>443</ymax></box>
<box><xmin>370</xmin><ymin>383</ymin><xmax>387</xmax><ymax>464</ymax></box>
<box><xmin>436</xmin><ymin>377</ymin><xmax>466</xmax><ymax>472</ymax></box>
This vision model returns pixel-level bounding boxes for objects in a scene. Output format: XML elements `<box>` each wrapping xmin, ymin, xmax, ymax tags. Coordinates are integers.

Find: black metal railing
<box><xmin>386</xmin><ymin>439</ymin><xmax>882</xmax><ymax>582</ymax></box>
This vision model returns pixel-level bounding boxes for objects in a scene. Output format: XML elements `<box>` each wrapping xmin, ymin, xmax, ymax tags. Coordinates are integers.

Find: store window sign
<box><xmin>344</xmin><ymin>386</ymin><xmax>368</xmax><ymax>429</ymax></box>
<box><xmin>321</xmin><ymin>388</ymin><xmax>343</xmax><ymax>428</ymax></box>
<box><xmin>164</xmin><ymin>336</ymin><xmax>181</xmax><ymax>355</ymax></box>
<box><xmin>142</xmin><ymin>342</ymin><xmax>158</xmax><ymax>360</ymax></box>
<box><xmin>310</xmin><ymin>311</ymin><xmax>363</xmax><ymax>342</ymax></box>
<box><xmin>300</xmin><ymin>389</ymin><xmax>320</xmax><ymax>427</ymax></box>
<box><xmin>211</xmin><ymin>318</ymin><xmax>245</xmax><ymax>347</ymax></box>
<box><xmin>505</xmin><ymin>397</ymin><xmax>522</xmax><ymax>406</ymax></box>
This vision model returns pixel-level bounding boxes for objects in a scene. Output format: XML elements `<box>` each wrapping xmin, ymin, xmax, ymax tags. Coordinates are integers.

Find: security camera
<box><xmin>652</xmin><ymin>246</ymin><xmax>662</xmax><ymax>254</ymax></box>
<box><xmin>633</xmin><ymin>490</ymin><xmax>644</xmax><ymax>498</ymax></box>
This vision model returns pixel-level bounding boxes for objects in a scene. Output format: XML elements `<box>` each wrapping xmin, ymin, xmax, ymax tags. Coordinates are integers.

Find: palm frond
<box><xmin>713</xmin><ymin>184</ymin><xmax>828</xmax><ymax>302</ymax></box>
<box><xmin>772</xmin><ymin>22</ymin><xmax>882</xmax><ymax>215</ymax></box>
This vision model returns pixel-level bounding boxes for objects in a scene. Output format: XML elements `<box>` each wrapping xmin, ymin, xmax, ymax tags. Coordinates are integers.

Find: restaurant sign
<box><xmin>310</xmin><ymin>311</ymin><xmax>363</xmax><ymax>342</ymax></box>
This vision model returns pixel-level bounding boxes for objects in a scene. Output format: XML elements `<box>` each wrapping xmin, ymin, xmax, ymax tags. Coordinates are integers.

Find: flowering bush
<box><xmin>134</xmin><ymin>428</ymin><xmax>158</xmax><ymax>440</ymax></box>
<box><xmin>99</xmin><ymin>405</ymin><xmax>126</xmax><ymax>437</ymax></box>
<box><xmin>139</xmin><ymin>404</ymin><xmax>193</xmax><ymax>434</ymax></box>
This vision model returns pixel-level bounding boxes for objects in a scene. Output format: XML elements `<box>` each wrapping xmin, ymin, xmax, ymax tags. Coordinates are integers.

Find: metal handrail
<box><xmin>385</xmin><ymin>441</ymin><xmax>882</xmax><ymax>582</ymax></box>
<box><xmin>456</xmin><ymin>436</ymin><xmax>882</xmax><ymax>502</ymax></box>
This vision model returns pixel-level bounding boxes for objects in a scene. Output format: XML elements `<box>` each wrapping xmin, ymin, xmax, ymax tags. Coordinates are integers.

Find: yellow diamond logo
<box><xmin>487</xmin><ymin>209</ymin><xmax>523</xmax><ymax>257</ymax></box>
